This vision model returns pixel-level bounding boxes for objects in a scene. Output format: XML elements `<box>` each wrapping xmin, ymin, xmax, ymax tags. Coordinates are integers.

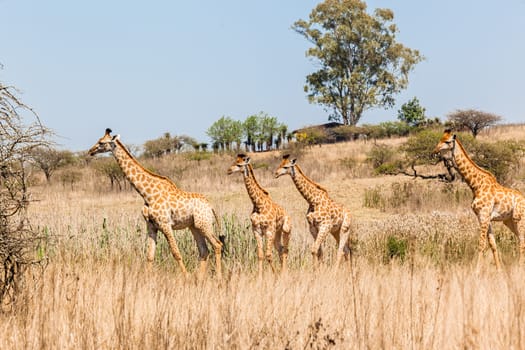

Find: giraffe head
<box><xmin>433</xmin><ymin>129</ymin><xmax>456</xmax><ymax>159</ymax></box>
<box><xmin>274</xmin><ymin>154</ymin><xmax>296</xmax><ymax>178</ymax></box>
<box><xmin>227</xmin><ymin>154</ymin><xmax>251</xmax><ymax>175</ymax></box>
<box><xmin>88</xmin><ymin>128</ymin><xmax>120</xmax><ymax>156</ymax></box>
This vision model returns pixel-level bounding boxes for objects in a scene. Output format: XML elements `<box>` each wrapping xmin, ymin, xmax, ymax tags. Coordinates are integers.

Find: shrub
<box><xmin>385</xmin><ymin>235</ymin><xmax>409</xmax><ymax>263</ymax></box>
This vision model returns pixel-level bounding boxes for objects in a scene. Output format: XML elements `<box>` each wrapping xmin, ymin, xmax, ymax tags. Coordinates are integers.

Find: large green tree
<box><xmin>293</xmin><ymin>0</ymin><xmax>423</xmax><ymax>125</ymax></box>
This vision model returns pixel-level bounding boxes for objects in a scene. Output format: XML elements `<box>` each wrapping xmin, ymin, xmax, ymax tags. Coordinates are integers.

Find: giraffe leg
<box><xmin>487</xmin><ymin>224</ymin><xmax>501</xmax><ymax>270</ymax></box>
<box><xmin>336</xmin><ymin>220</ymin><xmax>352</xmax><ymax>267</ymax></box>
<box><xmin>193</xmin><ymin>220</ymin><xmax>223</xmax><ymax>280</ymax></box>
<box><xmin>265</xmin><ymin>230</ymin><xmax>277</xmax><ymax>274</ymax></box>
<box><xmin>158</xmin><ymin>222</ymin><xmax>187</xmax><ymax>277</ymax></box>
<box><xmin>311</xmin><ymin>224</ymin><xmax>331</xmax><ymax>266</ymax></box>
<box><xmin>476</xmin><ymin>213</ymin><xmax>489</xmax><ymax>271</ymax></box>
<box><xmin>308</xmin><ymin>221</ymin><xmax>323</xmax><ymax>264</ymax></box>
<box><xmin>145</xmin><ymin>220</ymin><xmax>158</xmax><ymax>271</ymax></box>
<box><xmin>512</xmin><ymin>219</ymin><xmax>525</xmax><ymax>266</ymax></box>
<box><xmin>254</xmin><ymin>232</ymin><xmax>264</xmax><ymax>279</ymax></box>
<box><xmin>477</xmin><ymin>213</ymin><xmax>501</xmax><ymax>270</ymax></box>
<box><xmin>279</xmin><ymin>216</ymin><xmax>292</xmax><ymax>273</ymax></box>
<box><xmin>519</xmin><ymin>225</ymin><xmax>525</xmax><ymax>267</ymax></box>
<box><xmin>190</xmin><ymin>227</ymin><xmax>209</xmax><ymax>280</ymax></box>
<box><xmin>273</xmin><ymin>229</ymin><xmax>284</xmax><ymax>272</ymax></box>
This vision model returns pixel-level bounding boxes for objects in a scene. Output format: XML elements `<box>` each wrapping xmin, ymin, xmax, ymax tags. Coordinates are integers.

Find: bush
<box><xmin>385</xmin><ymin>236</ymin><xmax>409</xmax><ymax>263</ymax></box>
<box><xmin>470</xmin><ymin>140</ymin><xmax>525</xmax><ymax>184</ymax></box>
<box><xmin>366</xmin><ymin>144</ymin><xmax>396</xmax><ymax>169</ymax></box>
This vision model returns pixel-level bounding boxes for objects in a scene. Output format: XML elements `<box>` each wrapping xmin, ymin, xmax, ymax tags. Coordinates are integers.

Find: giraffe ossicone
<box><xmin>88</xmin><ymin>128</ymin><xmax>224</xmax><ymax>279</ymax></box>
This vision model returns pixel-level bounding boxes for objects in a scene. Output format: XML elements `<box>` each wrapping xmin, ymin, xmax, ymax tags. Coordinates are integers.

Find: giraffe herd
<box><xmin>89</xmin><ymin>128</ymin><xmax>525</xmax><ymax>278</ymax></box>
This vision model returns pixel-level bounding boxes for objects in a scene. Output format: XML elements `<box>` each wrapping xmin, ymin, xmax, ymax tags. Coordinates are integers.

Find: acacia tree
<box><xmin>1</xmin><ymin>82</ymin><xmax>49</xmax><ymax>303</ymax></box>
<box><xmin>447</xmin><ymin>109</ymin><xmax>502</xmax><ymax>138</ymax></box>
<box><xmin>293</xmin><ymin>0</ymin><xmax>423</xmax><ymax>125</ymax></box>
<box><xmin>31</xmin><ymin>147</ymin><xmax>74</xmax><ymax>183</ymax></box>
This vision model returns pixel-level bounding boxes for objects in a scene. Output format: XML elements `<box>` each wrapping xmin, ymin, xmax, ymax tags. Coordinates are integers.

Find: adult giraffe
<box><xmin>434</xmin><ymin>129</ymin><xmax>525</xmax><ymax>270</ymax></box>
<box><xmin>88</xmin><ymin>129</ymin><xmax>224</xmax><ymax>279</ymax></box>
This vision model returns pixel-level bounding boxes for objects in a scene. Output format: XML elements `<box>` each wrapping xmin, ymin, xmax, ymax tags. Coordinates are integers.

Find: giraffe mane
<box><xmin>454</xmin><ymin>137</ymin><xmax>497</xmax><ymax>181</ymax></box>
<box><xmin>295</xmin><ymin>164</ymin><xmax>328</xmax><ymax>193</ymax></box>
<box><xmin>114</xmin><ymin>138</ymin><xmax>174</xmax><ymax>183</ymax></box>
<box><xmin>246</xmin><ymin>163</ymin><xmax>269</xmax><ymax>196</ymax></box>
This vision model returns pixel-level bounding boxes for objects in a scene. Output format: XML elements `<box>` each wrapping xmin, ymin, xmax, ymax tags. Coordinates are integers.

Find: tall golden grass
<box><xmin>2</xmin><ymin>126</ymin><xmax>525</xmax><ymax>349</ymax></box>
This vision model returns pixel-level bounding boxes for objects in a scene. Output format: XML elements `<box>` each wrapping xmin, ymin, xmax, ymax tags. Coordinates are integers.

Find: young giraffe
<box><xmin>227</xmin><ymin>154</ymin><xmax>292</xmax><ymax>276</ymax></box>
<box><xmin>88</xmin><ymin>129</ymin><xmax>224</xmax><ymax>279</ymax></box>
<box><xmin>434</xmin><ymin>129</ymin><xmax>525</xmax><ymax>270</ymax></box>
<box><xmin>274</xmin><ymin>155</ymin><xmax>352</xmax><ymax>266</ymax></box>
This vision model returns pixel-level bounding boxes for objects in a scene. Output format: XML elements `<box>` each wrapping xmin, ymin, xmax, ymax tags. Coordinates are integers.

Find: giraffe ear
<box><xmin>290</xmin><ymin>158</ymin><xmax>297</xmax><ymax>165</ymax></box>
<box><xmin>452</xmin><ymin>134</ymin><xmax>456</xmax><ymax>140</ymax></box>
<box><xmin>245</xmin><ymin>157</ymin><xmax>251</xmax><ymax>164</ymax></box>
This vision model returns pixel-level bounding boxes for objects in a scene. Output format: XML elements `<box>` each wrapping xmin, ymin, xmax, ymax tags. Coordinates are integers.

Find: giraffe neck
<box><xmin>242</xmin><ymin>164</ymin><xmax>271</xmax><ymax>209</ymax></box>
<box><xmin>290</xmin><ymin>165</ymin><xmax>328</xmax><ymax>205</ymax></box>
<box><xmin>111</xmin><ymin>139</ymin><xmax>173</xmax><ymax>202</ymax></box>
<box><xmin>452</xmin><ymin>138</ymin><xmax>496</xmax><ymax>192</ymax></box>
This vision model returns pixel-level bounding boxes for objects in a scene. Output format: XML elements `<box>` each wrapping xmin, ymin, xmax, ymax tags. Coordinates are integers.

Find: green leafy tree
<box><xmin>397</xmin><ymin>97</ymin><xmax>426</xmax><ymax>127</ymax></box>
<box><xmin>293</xmin><ymin>0</ymin><xmax>423</xmax><ymax>125</ymax></box>
<box><xmin>243</xmin><ymin>114</ymin><xmax>260</xmax><ymax>152</ymax></box>
<box><xmin>206</xmin><ymin>116</ymin><xmax>243</xmax><ymax>151</ymax></box>
<box><xmin>259</xmin><ymin>113</ymin><xmax>279</xmax><ymax>151</ymax></box>
<box><xmin>447</xmin><ymin>109</ymin><xmax>502</xmax><ymax>138</ymax></box>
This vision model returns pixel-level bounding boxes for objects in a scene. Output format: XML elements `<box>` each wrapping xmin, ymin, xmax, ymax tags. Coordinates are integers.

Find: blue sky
<box><xmin>2</xmin><ymin>0</ymin><xmax>524</xmax><ymax>151</ymax></box>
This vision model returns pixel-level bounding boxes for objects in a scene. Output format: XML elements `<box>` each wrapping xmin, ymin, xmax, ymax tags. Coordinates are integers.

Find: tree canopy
<box><xmin>207</xmin><ymin>112</ymin><xmax>288</xmax><ymax>152</ymax></box>
<box><xmin>447</xmin><ymin>109</ymin><xmax>502</xmax><ymax>138</ymax></box>
<box><xmin>397</xmin><ymin>97</ymin><xmax>426</xmax><ymax>127</ymax></box>
<box><xmin>293</xmin><ymin>0</ymin><xmax>423</xmax><ymax>125</ymax></box>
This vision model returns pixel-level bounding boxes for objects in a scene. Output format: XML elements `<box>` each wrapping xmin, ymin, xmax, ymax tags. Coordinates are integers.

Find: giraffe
<box><xmin>88</xmin><ymin>129</ymin><xmax>224</xmax><ymax>279</ymax></box>
<box><xmin>434</xmin><ymin>129</ymin><xmax>525</xmax><ymax>270</ymax></box>
<box><xmin>227</xmin><ymin>154</ymin><xmax>292</xmax><ymax>276</ymax></box>
<box><xmin>274</xmin><ymin>155</ymin><xmax>352</xmax><ymax>266</ymax></box>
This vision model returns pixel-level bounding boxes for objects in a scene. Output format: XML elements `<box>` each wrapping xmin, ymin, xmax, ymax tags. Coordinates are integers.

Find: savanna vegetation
<box><xmin>1</xmin><ymin>0</ymin><xmax>522</xmax><ymax>348</ymax></box>
<box><xmin>2</xmin><ymin>122</ymin><xmax>525</xmax><ymax>349</ymax></box>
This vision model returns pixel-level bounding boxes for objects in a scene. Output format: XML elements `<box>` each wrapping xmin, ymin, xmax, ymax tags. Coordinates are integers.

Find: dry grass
<box><xmin>2</xmin><ymin>126</ymin><xmax>525</xmax><ymax>349</ymax></box>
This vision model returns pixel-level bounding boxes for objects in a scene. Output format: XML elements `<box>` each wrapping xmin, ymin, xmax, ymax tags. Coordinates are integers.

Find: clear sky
<box><xmin>2</xmin><ymin>0</ymin><xmax>524</xmax><ymax>151</ymax></box>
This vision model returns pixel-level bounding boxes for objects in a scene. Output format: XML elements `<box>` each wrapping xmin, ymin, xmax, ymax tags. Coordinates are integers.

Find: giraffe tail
<box><xmin>212</xmin><ymin>209</ymin><xmax>227</xmax><ymax>256</ymax></box>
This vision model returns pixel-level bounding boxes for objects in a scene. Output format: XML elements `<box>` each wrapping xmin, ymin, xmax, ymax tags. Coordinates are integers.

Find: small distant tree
<box><xmin>92</xmin><ymin>158</ymin><xmax>126</xmax><ymax>190</ymax></box>
<box><xmin>259</xmin><ymin>113</ymin><xmax>279</xmax><ymax>150</ymax></box>
<box><xmin>397</xmin><ymin>97</ymin><xmax>426</xmax><ymax>127</ymax></box>
<box><xmin>447</xmin><ymin>109</ymin><xmax>502</xmax><ymax>138</ymax></box>
<box><xmin>206</xmin><ymin>116</ymin><xmax>243</xmax><ymax>151</ymax></box>
<box><xmin>143</xmin><ymin>133</ymin><xmax>174</xmax><ymax>158</ymax></box>
<box><xmin>243</xmin><ymin>114</ymin><xmax>260</xmax><ymax>152</ymax></box>
<box><xmin>31</xmin><ymin>147</ymin><xmax>75</xmax><ymax>183</ymax></box>
<box><xmin>59</xmin><ymin>168</ymin><xmax>83</xmax><ymax>190</ymax></box>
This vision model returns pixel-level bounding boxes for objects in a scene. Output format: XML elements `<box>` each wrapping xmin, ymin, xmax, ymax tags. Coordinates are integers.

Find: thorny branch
<box><xmin>1</xmin><ymin>81</ymin><xmax>50</xmax><ymax>307</ymax></box>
